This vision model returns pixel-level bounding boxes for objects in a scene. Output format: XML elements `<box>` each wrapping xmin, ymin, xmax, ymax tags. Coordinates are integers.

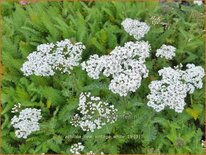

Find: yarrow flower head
<box><xmin>71</xmin><ymin>92</ymin><xmax>118</xmax><ymax>132</ymax></box>
<box><xmin>81</xmin><ymin>41</ymin><xmax>151</xmax><ymax>96</ymax></box>
<box><xmin>155</xmin><ymin>44</ymin><xmax>176</xmax><ymax>60</ymax></box>
<box><xmin>147</xmin><ymin>64</ymin><xmax>205</xmax><ymax>113</ymax></box>
<box><xmin>109</xmin><ymin>68</ymin><xmax>143</xmax><ymax>96</ymax></box>
<box><xmin>21</xmin><ymin>39</ymin><xmax>85</xmax><ymax>76</ymax></box>
<box><xmin>11</xmin><ymin>108</ymin><xmax>42</xmax><ymax>139</ymax></box>
<box><xmin>182</xmin><ymin>64</ymin><xmax>205</xmax><ymax>93</ymax></box>
<box><xmin>121</xmin><ymin>18</ymin><xmax>150</xmax><ymax>40</ymax></box>
<box><xmin>70</xmin><ymin>142</ymin><xmax>84</xmax><ymax>154</ymax></box>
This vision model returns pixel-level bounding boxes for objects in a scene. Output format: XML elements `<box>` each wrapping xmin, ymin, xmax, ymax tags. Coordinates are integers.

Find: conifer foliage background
<box><xmin>1</xmin><ymin>1</ymin><xmax>205</xmax><ymax>154</ymax></box>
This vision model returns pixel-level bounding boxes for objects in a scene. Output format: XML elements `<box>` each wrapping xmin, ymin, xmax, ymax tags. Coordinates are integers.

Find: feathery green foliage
<box><xmin>1</xmin><ymin>1</ymin><xmax>205</xmax><ymax>154</ymax></box>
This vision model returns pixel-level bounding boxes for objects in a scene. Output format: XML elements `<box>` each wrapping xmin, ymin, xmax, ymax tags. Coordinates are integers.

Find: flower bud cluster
<box><xmin>150</xmin><ymin>16</ymin><xmax>162</xmax><ymax>25</ymax></box>
<box><xmin>11</xmin><ymin>103</ymin><xmax>21</xmax><ymax>113</ymax></box>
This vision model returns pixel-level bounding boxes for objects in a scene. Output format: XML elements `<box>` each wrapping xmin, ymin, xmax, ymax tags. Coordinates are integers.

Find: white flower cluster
<box><xmin>87</xmin><ymin>151</ymin><xmax>104</xmax><ymax>154</ymax></box>
<box><xmin>121</xmin><ymin>18</ymin><xmax>150</xmax><ymax>40</ymax></box>
<box><xmin>87</xmin><ymin>151</ymin><xmax>95</xmax><ymax>155</ymax></box>
<box><xmin>21</xmin><ymin>39</ymin><xmax>85</xmax><ymax>76</ymax></box>
<box><xmin>156</xmin><ymin>44</ymin><xmax>176</xmax><ymax>60</ymax></box>
<box><xmin>11</xmin><ymin>108</ymin><xmax>42</xmax><ymax>139</ymax></box>
<box><xmin>70</xmin><ymin>142</ymin><xmax>84</xmax><ymax>154</ymax></box>
<box><xmin>81</xmin><ymin>41</ymin><xmax>150</xmax><ymax>96</ymax></box>
<box><xmin>201</xmin><ymin>140</ymin><xmax>206</xmax><ymax>147</ymax></box>
<box><xmin>194</xmin><ymin>0</ymin><xmax>203</xmax><ymax>6</ymax></box>
<box><xmin>147</xmin><ymin>64</ymin><xmax>205</xmax><ymax>113</ymax></box>
<box><xmin>70</xmin><ymin>142</ymin><xmax>104</xmax><ymax>154</ymax></box>
<box><xmin>71</xmin><ymin>92</ymin><xmax>117</xmax><ymax>132</ymax></box>
<box><xmin>11</xmin><ymin>103</ymin><xmax>21</xmax><ymax>113</ymax></box>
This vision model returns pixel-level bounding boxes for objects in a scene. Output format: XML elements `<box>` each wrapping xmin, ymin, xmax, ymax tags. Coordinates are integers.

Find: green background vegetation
<box><xmin>1</xmin><ymin>1</ymin><xmax>205</xmax><ymax>154</ymax></box>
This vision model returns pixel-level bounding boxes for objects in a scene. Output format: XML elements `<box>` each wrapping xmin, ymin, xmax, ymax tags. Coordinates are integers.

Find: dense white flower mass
<box><xmin>182</xmin><ymin>64</ymin><xmax>205</xmax><ymax>93</ymax></box>
<box><xmin>70</xmin><ymin>142</ymin><xmax>84</xmax><ymax>154</ymax></box>
<box><xmin>11</xmin><ymin>108</ymin><xmax>42</xmax><ymax>139</ymax></box>
<box><xmin>21</xmin><ymin>39</ymin><xmax>85</xmax><ymax>76</ymax></box>
<box><xmin>81</xmin><ymin>41</ymin><xmax>151</xmax><ymax>96</ymax></box>
<box><xmin>147</xmin><ymin>80</ymin><xmax>188</xmax><ymax>113</ymax></box>
<box><xmin>71</xmin><ymin>92</ymin><xmax>118</xmax><ymax>132</ymax></box>
<box><xmin>147</xmin><ymin>64</ymin><xmax>205</xmax><ymax>113</ymax></box>
<box><xmin>156</xmin><ymin>44</ymin><xmax>176</xmax><ymax>60</ymax></box>
<box><xmin>121</xmin><ymin>18</ymin><xmax>150</xmax><ymax>40</ymax></box>
<box><xmin>109</xmin><ymin>69</ymin><xmax>142</xmax><ymax>96</ymax></box>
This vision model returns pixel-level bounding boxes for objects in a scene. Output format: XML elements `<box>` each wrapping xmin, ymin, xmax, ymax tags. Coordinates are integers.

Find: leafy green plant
<box><xmin>1</xmin><ymin>1</ymin><xmax>205</xmax><ymax>154</ymax></box>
